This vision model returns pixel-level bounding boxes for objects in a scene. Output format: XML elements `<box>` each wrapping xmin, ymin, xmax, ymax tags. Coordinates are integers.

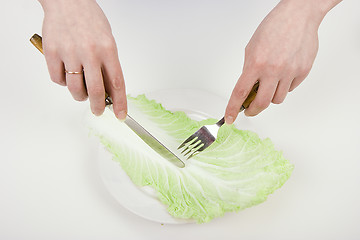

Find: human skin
<box><xmin>38</xmin><ymin>0</ymin><xmax>127</xmax><ymax>120</ymax></box>
<box><xmin>38</xmin><ymin>0</ymin><xmax>342</xmax><ymax>122</ymax></box>
<box><xmin>224</xmin><ymin>0</ymin><xmax>343</xmax><ymax>124</ymax></box>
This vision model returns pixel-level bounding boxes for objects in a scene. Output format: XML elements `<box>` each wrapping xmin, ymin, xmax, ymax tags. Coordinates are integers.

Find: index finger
<box><xmin>102</xmin><ymin>55</ymin><xmax>127</xmax><ymax>120</ymax></box>
<box><xmin>225</xmin><ymin>72</ymin><xmax>258</xmax><ymax>124</ymax></box>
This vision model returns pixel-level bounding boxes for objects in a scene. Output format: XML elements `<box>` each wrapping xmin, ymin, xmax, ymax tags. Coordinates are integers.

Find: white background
<box><xmin>0</xmin><ymin>0</ymin><xmax>359</xmax><ymax>239</ymax></box>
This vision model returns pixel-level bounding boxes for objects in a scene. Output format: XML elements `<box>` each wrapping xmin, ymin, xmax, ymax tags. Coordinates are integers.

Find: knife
<box><xmin>30</xmin><ymin>33</ymin><xmax>186</xmax><ymax>168</ymax></box>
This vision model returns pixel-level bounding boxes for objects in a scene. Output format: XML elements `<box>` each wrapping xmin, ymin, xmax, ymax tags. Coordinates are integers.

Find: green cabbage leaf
<box><xmin>88</xmin><ymin>95</ymin><xmax>293</xmax><ymax>223</ymax></box>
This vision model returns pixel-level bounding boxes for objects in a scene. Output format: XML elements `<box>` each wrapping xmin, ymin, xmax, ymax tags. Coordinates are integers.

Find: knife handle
<box><xmin>29</xmin><ymin>33</ymin><xmax>113</xmax><ymax>106</ymax></box>
<box><xmin>29</xmin><ymin>34</ymin><xmax>43</xmax><ymax>54</ymax></box>
<box><xmin>241</xmin><ymin>81</ymin><xmax>259</xmax><ymax>111</ymax></box>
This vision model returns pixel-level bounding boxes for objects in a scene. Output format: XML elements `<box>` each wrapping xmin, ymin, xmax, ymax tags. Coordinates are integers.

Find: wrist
<box><xmin>312</xmin><ymin>0</ymin><xmax>343</xmax><ymax>15</ymax></box>
<box><xmin>38</xmin><ymin>0</ymin><xmax>96</xmax><ymax>13</ymax></box>
<box><xmin>279</xmin><ymin>0</ymin><xmax>342</xmax><ymax>25</ymax></box>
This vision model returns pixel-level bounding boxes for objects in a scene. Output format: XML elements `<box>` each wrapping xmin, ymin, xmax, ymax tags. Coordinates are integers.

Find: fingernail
<box><xmin>92</xmin><ymin>110</ymin><xmax>103</xmax><ymax>116</ymax></box>
<box><xmin>118</xmin><ymin>110</ymin><xmax>127</xmax><ymax>121</ymax></box>
<box><xmin>225</xmin><ymin>116</ymin><xmax>234</xmax><ymax>125</ymax></box>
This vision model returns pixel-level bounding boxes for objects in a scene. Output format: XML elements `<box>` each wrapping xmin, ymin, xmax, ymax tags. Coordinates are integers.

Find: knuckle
<box><xmin>112</xmin><ymin>75</ymin><xmax>124</xmax><ymax>89</ymax></box>
<box><xmin>287</xmin><ymin>63</ymin><xmax>297</xmax><ymax>74</ymax></box>
<box><xmin>89</xmin><ymin>85</ymin><xmax>105</xmax><ymax>98</ymax></box>
<box><xmin>83</xmin><ymin>51</ymin><xmax>98</xmax><ymax>65</ymax></box>
<box><xmin>233</xmin><ymin>87</ymin><xmax>249</xmax><ymax>100</ymax></box>
<box><xmin>63</xmin><ymin>43</ymin><xmax>76</xmax><ymax>54</ymax></box>
<box><xmin>44</xmin><ymin>44</ymin><xmax>58</xmax><ymax>57</ymax></box>
<box><xmin>82</xmin><ymin>36</ymin><xmax>116</xmax><ymax>56</ymax></box>
<box><xmin>251</xmin><ymin>57</ymin><xmax>266</xmax><ymax>70</ymax></box>
<box><xmin>225</xmin><ymin>107</ymin><xmax>236</xmax><ymax>117</ymax></box>
<box><xmin>254</xmin><ymin>99</ymin><xmax>270</xmax><ymax>110</ymax></box>
<box><xmin>102</xmin><ymin>37</ymin><xmax>116</xmax><ymax>52</ymax></box>
<box><xmin>87</xmin><ymin>55</ymin><xmax>98</xmax><ymax>66</ymax></box>
<box><xmin>255</xmin><ymin>59</ymin><xmax>287</xmax><ymax>77</ymax></box>
<box><xmin>83</xmin><ymin>39</ymin><xmax>97</xmax><ymax>52</ymax></box>
<box><xmin>269</xmin><ymin>60</ymin><xmax>286</xmax><ymax>73</ymax></box>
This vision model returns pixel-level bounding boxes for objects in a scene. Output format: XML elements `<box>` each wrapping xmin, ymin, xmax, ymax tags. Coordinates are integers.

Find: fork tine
<box><xmin>185</xmin><ymin>142</ymin><xmax>205</xmax><ymax>159</ymax></box>
<box><xmin>186</xmin><ymin>150</ymin><xmax>200</xmax><ymax>160</ymax></box>
<box><xmin>181</xmin><ymin>139</ymin><xmax>201</xmax><ymax>155</ymax></box>
<box><xmin>178</xmin><ymin>134</ymin><xmax>198</xmax><ymax>150</ymax></box>
<box><xmin>179</xmin><ymin>137</ymin><xmax>198</xmax><ymax>153</ymax></box>
<box><xmin>177</xmin><ymin>83</ymin><xmax>259</xmax><ymax>161</ymax></box>
<box><xmin>189</xmin><ymin>140</ymin><xmax>203</xmax><ymax>151</ymax></box>
<box><xmin>182</xmin><ymin>140</ymin><xmax>204</xmax><ymax>158</ymax></box>
<box><xmin>182</xmin><ymin>148</ymin><xmax>192</xmax><ymax>157</ymax></box>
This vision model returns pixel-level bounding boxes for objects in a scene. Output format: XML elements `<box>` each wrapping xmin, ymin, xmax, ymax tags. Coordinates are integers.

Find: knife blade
<box><xmin>107</xmin><ymin>105</ymin><xmax>185</xmax><ymax>168</ymax></box>
<box><xmin>30</xmin><ymin>33</ymin><xmax>186</xmax><ymax>168</ymax></box>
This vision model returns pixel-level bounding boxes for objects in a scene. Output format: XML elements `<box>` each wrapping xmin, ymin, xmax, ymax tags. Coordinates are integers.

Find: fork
<box><xmin>177</xmin><ymin>82</ymin><xmax>259</xmax><ymax>159</ymax></box>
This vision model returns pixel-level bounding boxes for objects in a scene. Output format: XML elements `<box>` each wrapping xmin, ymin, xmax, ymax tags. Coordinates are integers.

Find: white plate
<box><xmin>97</xmin><ymin>89</ymin><xmax>227</xmax><ymax>224</ymax></box>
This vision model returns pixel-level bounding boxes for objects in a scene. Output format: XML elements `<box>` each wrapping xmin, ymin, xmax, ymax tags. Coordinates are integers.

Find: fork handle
<box><xmin>240</xmin><ymin>82</ymin><xmax>259</xmax><ymax>111</ymax></box>
<box><xmin>216</xmin><ymin>82</ymin><xmax>259</xmax><ymax>126</ymax></box>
